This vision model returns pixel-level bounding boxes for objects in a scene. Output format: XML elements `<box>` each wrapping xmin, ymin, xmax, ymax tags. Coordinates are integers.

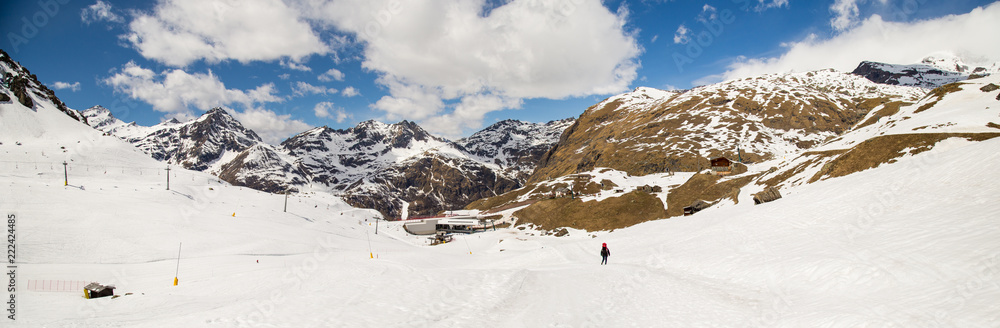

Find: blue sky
<box><xmin>2</xmin><ymin>0</ymin><xmax>998</xmax><ymax>143</ymax></box>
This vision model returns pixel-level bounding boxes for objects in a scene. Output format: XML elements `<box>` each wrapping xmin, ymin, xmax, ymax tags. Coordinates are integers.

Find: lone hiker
<box><xmin>600</xmin><ymin>243</ymin><xmax>610</xmax><ymax>265</ymax></box>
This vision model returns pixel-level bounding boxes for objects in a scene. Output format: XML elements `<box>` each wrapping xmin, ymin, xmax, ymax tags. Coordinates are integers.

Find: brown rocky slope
<box><xmin>470</xmin><ymin>71</ymin><xmax>1000</xmax><ymax>231</ymax></box>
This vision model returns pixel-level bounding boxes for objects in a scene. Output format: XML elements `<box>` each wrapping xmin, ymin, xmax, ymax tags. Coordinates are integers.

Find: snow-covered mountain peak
<box><xmin>81</xmin><ymin>105</ymin><xmax>123</xmax><ymax>131</ymax></box>
<box><xmin>853</xmin><ymin>56</ymin><xmax>998</xmax><ymax>89</ymax></box>
<box><xmin>84</xmin><ymin>106</ymin><xmax>265</xmax><ymax>172</ymax></box>
<box><xmin>85</xmin><ymin>105</ymin><xmax>110</xmax><ymax>115</ymax></box>
<box><xmin>919</xmin><ymin>52</ymin><xmax>972</xmax><ymax>73</ymax></box>
<box><xmin>355</xmin><ymin>119</ymin><xmax>389</xmax><ymax>131</ymax></box>
<box><xmin>188</xmin><ymin>107</ymin><xmax>257</xmax><ymax>137</ymax></box>
<box><xmin>591</xmin><ymin>86</ymin><xmax>678</xmax><ymax>114</ymax></box>
<box><xmin>456</xmin><ymin>118</ymin><xmax>575</xmax><ymax>175</ymax></box>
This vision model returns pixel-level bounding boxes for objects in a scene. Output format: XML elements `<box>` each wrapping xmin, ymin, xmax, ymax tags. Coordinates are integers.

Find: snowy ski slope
<box><xmin>2</xmin><ymin>76</ymin><xmax>1000</xmax><ymax>327</ymax></box>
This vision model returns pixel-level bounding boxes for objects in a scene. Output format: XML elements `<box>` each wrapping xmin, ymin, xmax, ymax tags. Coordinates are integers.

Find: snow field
<box><xmin>5</xmin><ymin>135</ymin><xmax>998</xmax><ymax>327</ymax></box>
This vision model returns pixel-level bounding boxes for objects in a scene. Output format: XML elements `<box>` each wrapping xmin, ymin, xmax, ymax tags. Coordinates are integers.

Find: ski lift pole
<box><xmin>366</xmin><ymin>230</ymin><xmax>374</xmax><ymax>259</ymax></box>
<box><xmin>174</xmin><ymin>242</ymin><xmax>182</xmax><ymax>286</ymax></box>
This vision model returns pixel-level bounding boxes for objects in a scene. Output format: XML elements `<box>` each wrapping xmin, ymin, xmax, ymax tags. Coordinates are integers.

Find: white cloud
<box><xmin>51</xmin><ymin>81</ymin><xmax>81</xmax><ymax>92</ymax></box>
<box><xmin>246</xmin><ymin>84</ymin><xmax>283</xmax><ymax>103</ymax></box>
<box><xmin>317</xmin><ymin>68</ymin><xmax>345</xmax><ymax>82</ymax></box>
<box><xmin>280</xmin><ymin>59</ymin><xmax>312</xmax><ymax>72</ymax></box>
<box><xmin>278</xmin><ymin>73</ymin><xmax>291</xmax><ymax>80</ymax></box>
<box><xmin>830</xmin><ymin>0</ymin><xmax>861</xmax><ymax>31</ymax></box>
<box><xmin>341</xmin><ymin>86</ymin><xmax>360</xmax><ymax>97</ymax></box>
<box><xmin>732</xmin><ymin>0</ymin><xmax>789</xmax><ymax>11</ymax></box>
<box><xmin>299</xmin><ymin>0</ymin><xmax>640</xmax><ymax>136</ymax></box>
<box><xmin>697</xmin><ymin>5</ymin><xmax>718</xmax><ymax>23</ymax></box>
<box><xmin>313</xmin><ymin>101</ymin><xmax>351</xmax><ymax>123</ymax></box>
<box><xmin>371</xmin><ymin>78</ymin><xmax>445</xmax><ymax>122</ymax></box>
<box><xmin>673</xmin><ymin>24</ymin><xmax>690</xmax><ymax>44</ymax></box>
<box><xmin>420</xmin><ymin>94</ymin><xmax>522</xmax><ymax>140</ymax></box>
<box><xmin>757</xmin><ymin>0</ymin><xmax>789</xmax><ymax>10</ymax></box>
<box><xmin>103</xmin><ymin>61</ymin><xmax>283</xmax><ymax>118</ymax></box>
<box><xmin>829</xmin><ymin>0</ymin><xmax>892</xmax><ymax>32</ymax></box>
<box><xmin>123</xmin><ymin>0</ymin><xmax>328</xmax><ymax>67</ymax></box>
<box><xmin>292</xmin><ymin>81</ymin><xmax>337</xmax><ymax>96</ymax></box>
<box><xmin>714</xmin><ymin>2</ymin><xmax>1000</xmax><ymax>83</ymax></box>
<box><xmin>81</xmin><ymin>0</ymin><xmax>124</xmax><ymax>25</ymax></box>
<box><xmin>231</xmin><ymin>107</ymin><xmax>313</xmax><ymax>144</ymax></box>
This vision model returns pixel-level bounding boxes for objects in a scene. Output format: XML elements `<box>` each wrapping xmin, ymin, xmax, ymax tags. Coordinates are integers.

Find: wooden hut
<box><xmin>84</xmin><ymin>282</ymin><xmax>115</xmax><ymax>299</ymax></box>
<box><xmin>710</xmin><ymin>157</ymin><xmax>748</xmax><ymax>176</ymax></box>
<box><xmin>710</xmin><ymin>157</ymin><xmax>733</xmax><ymax>175</ymax></box>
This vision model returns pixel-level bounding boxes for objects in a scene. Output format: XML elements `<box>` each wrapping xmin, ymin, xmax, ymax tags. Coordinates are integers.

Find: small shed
<box><xmin>752</xmin><ymin>187</ymin><xmax>782</xmax><ymax>205</ymax></box>
<box><xmin>84</xmin><ymin>282</ymin><xmax>115</xmax><ymax>299</ymax></box>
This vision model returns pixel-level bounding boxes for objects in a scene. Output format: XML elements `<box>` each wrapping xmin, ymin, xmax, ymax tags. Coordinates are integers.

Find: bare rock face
<box><xmin>10</xmin><ymin>75</ymin><xmax>33</xmax><ymax>108</ymax></box>
<box><xmin>217</xmin><ymin>144</ymin><xmax>310</xmax><ymax>193</ymax></box>
<box><xmin>342</xmin><ymin>154</ymin><xmax>521</xmax><ymax>218</ymax></box>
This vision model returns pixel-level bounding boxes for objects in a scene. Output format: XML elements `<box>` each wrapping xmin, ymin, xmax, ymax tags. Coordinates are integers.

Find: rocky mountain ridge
<box><xmin>83</xmin><ymin>105</ymin><xmax>572</xmax><ymax>218</ymax></box>
<box><xmin>456</xmin><ymin>118</ymin><xmax>575</xmax><ymax>180</ymax></box>
<box><xmin>1</xmin><ymin>49</ymin><xmax>87</xmax><ymax>124</ymax></box>
<box><xmin>470</xmin><ymin>61</ymin><xmax>1000</xmax><ymax>231</ymax></box>
<box><xmin>530</xmin><ymin>69</ymin><xmax>926</xmax><ymax>183</ymax></box>
<box><xmin>83</xmin><ymin>106</ymin><xmax>264</xmax><ymax>172</ymax></box>
<box><xmin>851</xmin><ymin>54</ymin><xmax>997</xmax><ymax>89</ymax></box>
